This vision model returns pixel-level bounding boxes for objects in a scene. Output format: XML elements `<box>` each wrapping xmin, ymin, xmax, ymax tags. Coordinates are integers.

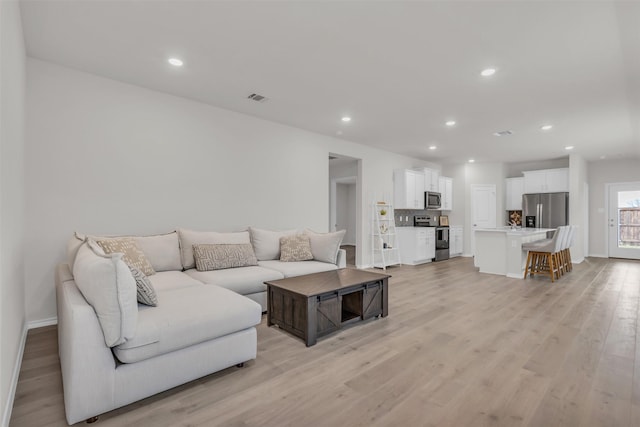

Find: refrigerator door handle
<box><xmin>537</xmin><ymin>203</ymin><xmax>542</xmax><ymax>228</ymax></box>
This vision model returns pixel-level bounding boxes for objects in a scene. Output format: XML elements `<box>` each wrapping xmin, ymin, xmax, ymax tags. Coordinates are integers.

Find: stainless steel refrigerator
<box><xmin>522</xmin><ymin>192</ymin><xmax>569</xmax><ymax>228</ymax></box>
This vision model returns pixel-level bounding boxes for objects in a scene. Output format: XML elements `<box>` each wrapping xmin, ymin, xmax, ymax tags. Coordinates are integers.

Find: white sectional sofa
<box><xmin>56</xmin><ymin>227</ymin><xmax>346</xmax><ymax>424</ymax></box>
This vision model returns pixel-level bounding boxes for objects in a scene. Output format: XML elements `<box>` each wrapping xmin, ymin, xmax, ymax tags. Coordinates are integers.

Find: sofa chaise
<box><xmin>56</xmin><ymin>227</ymin><xmax>346</xmax><ymax>424</ymax></box>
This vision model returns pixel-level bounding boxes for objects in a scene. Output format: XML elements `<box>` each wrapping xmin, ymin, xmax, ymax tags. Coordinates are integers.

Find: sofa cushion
<box><xmin>280</xmin><ymin>234</ymin><xmax>313</xmax><ymax>262</ymax></box>
<box><xmin>193</xmin><ymin>243</ymin><xmax>258</xmax><ymax>271</ymax></box>
<box><xmin>178</xmin><ymin>228</ymin><xmax>250</xmax><ymax>270</ymax></box>
<box><xmin>73</xmin><ymin>239</ymin><xmax>137</xmax><ymax>347</ymax></box>
<box><xmin>113</xmin><ymin>285</ymin><xmax>261</xmax><ymax>364</ymax></box>
<box><xmin>132</xmin><ymin>232</ymin><xmax>182</xmax><ymax>272</ymax></box>
<box><xmin>304</xmin><ymin>229</ymin><xmax>346</xmax><ymax>264</ymax></box>
<box><xmin>69</xmin><ymin>231</ymin><xmax>182</xmax><ymax>272</ymax></box>
<box><xmin>129</xmin><ymin>267</ymin><xmax>158</xmax><ymax>307</ymax></box>
<box><xmin>97</xmin><ymin>238</ymin><xmax>156</xmax><ymax>276</ymax></box>
<box><xmin>147</xmin><ymin>271</ymin><xmax>204</xmax><ymax>293</ymax></box>
<box><xmin>185</xmin><ymin>266</ymin><xmax>283</xmax><ymax>295</ymax></box>
<box><xmin>249</xmin><ymin>227</ymin><xmax>298</xmax><ymax>261</ymax></box>
<box><xmin>258</xmin><ymin>260</ymin><xmax>338</xmax><ymax>278</ymax></box>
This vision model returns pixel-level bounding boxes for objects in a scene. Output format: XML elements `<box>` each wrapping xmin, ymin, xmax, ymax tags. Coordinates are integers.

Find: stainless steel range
<box><xmin>414</xmin><ymin>216</ymin><xmax>450</xmax><ymax>261</ymax></box>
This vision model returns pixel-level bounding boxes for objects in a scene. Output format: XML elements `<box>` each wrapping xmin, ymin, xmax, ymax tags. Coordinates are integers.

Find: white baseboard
<box><xmin>27</xmin><ymin>316</ymin><xmax>57</xmax><ymax>330</ymax></box>
<box><xmin>2</xmin><ymin>322</ymin><xmax>28</xmax><ymax>427</ymax></box>
<box><xmin>2</xmin><ymin>317</ymin><xmax>58</xmax><ymax>427</ymax></box>
<box><xmin>588</xmin><ymin>253</ymin><xmax>608</xmax><ymax>258</ymax></box>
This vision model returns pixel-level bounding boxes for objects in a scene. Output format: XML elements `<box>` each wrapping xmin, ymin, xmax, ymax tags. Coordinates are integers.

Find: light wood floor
<box><xmin>10</xmin><ymin>256</ymin><xmax>640</xmax><ymax>426</ymax></box>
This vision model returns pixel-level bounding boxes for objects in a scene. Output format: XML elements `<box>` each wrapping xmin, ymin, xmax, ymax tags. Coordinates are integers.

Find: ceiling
<box><xmin>20</xmin><ymin>1</ymin><xmax>640</xmax><ymax>164</ymax></box>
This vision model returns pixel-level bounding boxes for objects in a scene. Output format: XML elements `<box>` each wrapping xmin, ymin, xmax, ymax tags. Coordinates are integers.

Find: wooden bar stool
<box><xmin>523</xmin><ymin>226</ymin><xmax>568</xmax><ymax>282</ymax></box>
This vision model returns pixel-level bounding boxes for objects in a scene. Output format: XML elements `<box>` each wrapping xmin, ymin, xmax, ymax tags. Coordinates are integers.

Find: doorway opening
<box><xmin>608</xmin><ymin>182</ymin><xmax>640</xmax><ymax>260</ymax></box>
<box><xmin>329</xmin><ymin>153</ymin><xmax>361</xmax><ymax>267</ymax></box>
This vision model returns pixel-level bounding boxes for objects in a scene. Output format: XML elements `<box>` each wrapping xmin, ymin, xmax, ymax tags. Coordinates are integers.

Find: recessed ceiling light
<box><xmin>445</xmin><ymin>120</ymin><xmax>456</xmax><ymax>127</ymax></box>
<box><xmin>565</xmin><ymin>146</ymin><xmax>574</xmax><ymax>150</ymax></box>
<box><xmin>168</xmin><ymin>58</ymin><xmax>183</xmax><ymax>67</ymax></box>
<box><xmin>341</xmin><ymin>116</ymin><xmax>351</xmax><ymax>122</ymax></box>
<box><xmin>468</xmin><ymin>159</ymin><xmax>475</xmax><ymax>163</ymax></box>
<box><xmin>540</xmin><ymin>124</ymin><xmax>553</xmax><ymax>131</ymax></box>
<box><xmin>429</xmin><ymin>145</ymin><xmax>437</xmax><ymax>150</ymax></box>
<box><xmin>480</xmin><ymin>68</ymin><xmax>496</xmax><ymax>77</ymax></box>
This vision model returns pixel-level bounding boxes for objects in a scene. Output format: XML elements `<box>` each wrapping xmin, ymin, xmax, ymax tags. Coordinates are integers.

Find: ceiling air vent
<box><xmin>493</xmin><ymin>130</ymin><xmax>513</xmax><ymax>137</ymax></box>
<box><xmin>247</xmin><ymin>93</ymin><xmax>268</xmax><ymax>103</ymax></box>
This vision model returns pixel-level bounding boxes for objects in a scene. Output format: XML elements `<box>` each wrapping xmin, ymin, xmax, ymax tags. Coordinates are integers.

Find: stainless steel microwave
<box><xmin>425</xmin><ymin>191</ymin><xmax>441</xmax><ymax>209</ymax></box>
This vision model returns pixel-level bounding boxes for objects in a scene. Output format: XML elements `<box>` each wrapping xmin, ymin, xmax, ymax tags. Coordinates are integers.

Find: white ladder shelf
<box><xmin>372</xmin><ymin>202</ymin><xmax>401</xmax><ymax>269</ymax></box>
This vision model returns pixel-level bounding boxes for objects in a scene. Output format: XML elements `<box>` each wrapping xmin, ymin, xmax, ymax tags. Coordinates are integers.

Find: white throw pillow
<box><xmin>72</xmin><ymin>239</ymin><xmax>138</xmax><ymax>347</ymax></box>
<box><xmin>249</xmin><ymin>227</ymin><xmax>298</xmax><ymax>261</ymax></box>
<box><xmin>304</xmin><ymin>229</ymin><xmax>346</xmax><ymax>264</ymax></box>
<box><xmin>178</xmin><ymin>228</ymin><xmax>251</xmax><ymax>270</ymax></box>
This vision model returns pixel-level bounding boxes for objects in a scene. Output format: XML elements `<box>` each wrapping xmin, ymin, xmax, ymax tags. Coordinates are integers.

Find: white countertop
<box><xmin>475</xmin><ymin>227</ymin><xmax>555</xmax><ymax>236</ymax></box>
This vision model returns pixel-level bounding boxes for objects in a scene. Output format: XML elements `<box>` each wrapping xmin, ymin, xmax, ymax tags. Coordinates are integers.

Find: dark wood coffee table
<box><xmin>265</xmin><ymin>268</ymin><xmax>390</xmax><ymax>346</ymax></box>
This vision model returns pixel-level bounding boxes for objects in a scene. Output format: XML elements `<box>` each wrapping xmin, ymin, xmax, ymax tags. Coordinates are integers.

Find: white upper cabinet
<box><xmin>394</xmin><ymin>169</ymin><xmax>425</xmax><ymax>209</ymax></box>
<box><xmin>523</xmin><ymin>168</ymin><xmax>569</xmax><ymax>193</ymax></box>
<box><xmin>421</xmin><ymin>167</ymin><xmax>440</xmax><ymax>192</ymax></box>
<box><xmin>438</xmin><ymin>176</ymin><xmax>453</xmax><ymax>211</ymax></box>
<box><xmin>505</xmin><ymin>177</ymin><xmax>524</xmax><ymax>210</ymax></box>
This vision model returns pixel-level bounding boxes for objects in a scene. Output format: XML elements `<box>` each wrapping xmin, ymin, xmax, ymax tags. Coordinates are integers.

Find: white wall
<box><xmin>569</xmin><ymin>154</ymin><xmax>588</xmax><ymax>263</ymax></box>
<box><xmin>588</xmin><ymin>158</ymin><xmax>640</xmax><ymax>257</ymax></box>
<box><xmin>442</xmin><ymin>163</ymin><xmax>466</xmax><ymax>228</ymax></box>
<box><xmin>505</xmin><ymin>158</ymin><xmax>569</xmax><ymax>178</ymax></box>
<box><xmin>0</xmin><ymin>1</ymin><xmax>26</xmax><ymax>424</ymax></box>
<box><xmin>463</xmin><ymin>162</ymin><xmax>506</xmax><ymax>255</ymax></box>
<box><xmin>25</xmin><ymin>59</ymin><xmax>429</xmax><ymax>322</ymax></box>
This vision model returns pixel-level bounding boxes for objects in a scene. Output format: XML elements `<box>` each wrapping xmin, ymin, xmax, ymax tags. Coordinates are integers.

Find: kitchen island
<box><xmin>474</xmin><ymin>227</ymin><xmax>555</xmax><ymax>278</ymax></box>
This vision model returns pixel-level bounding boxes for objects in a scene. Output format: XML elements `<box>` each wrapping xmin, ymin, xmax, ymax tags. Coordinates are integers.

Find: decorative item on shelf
<box><xmin>379</xmin><ymin>208</ymin><xmax>387</xmax><ymax>217</ymax></box>
<box><xmin>509</xmin><ymin>210</ymin><xmax>522</xmax><ymax>226</ymax></box>
<box><xmin>439</xmin><ymin>215</ymin><xmax>449</xmax><ymax>226</ymax></box>
<box><xmin>377</xmin><ymin>201</ymin><xmax>386</xmax><ymax>205</ymax></box>
<box><xmin>380</xmin><ymin>224</ymin><xmax>388</xmax><ymax>234</ymax></box>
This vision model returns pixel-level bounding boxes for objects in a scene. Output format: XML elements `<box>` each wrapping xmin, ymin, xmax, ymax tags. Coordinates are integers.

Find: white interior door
<box><xmin>608</xmin><ymin>182</ymin><xmax>640</xmax><ymax>259</ymax></box>
<box><xmin>471</xmin><ymin>184</ymin><xmax>497</xmax><ymax>256</ymax></box>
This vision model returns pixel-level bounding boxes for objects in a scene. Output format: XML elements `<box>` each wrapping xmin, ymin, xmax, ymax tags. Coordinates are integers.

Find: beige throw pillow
<box><xmin>304</xmin><ymin>229</ymin><xmax>346</xmax><ymax>264</ymax></box>
<box><xmin>178</xmin><ymin>229</ymin><xmax>251</xmax><ymax>270</ymax></box>
<box><xmin>192</xmin><ymin>243</ymin><xmax>258</xmax><ymax>271</ymax></box>
<box><xmin>280</xmin><ymin>235</ymin><xmax>314</xmax><ymax>262</ymax></box>
<box><xmin>97</xmin><ymin>238</ymin><xmax>156</xmax><ymax>276</ymax></box>
<box><xmin>129</xmin><ymin>266</ymin><xmax>158</xmax><ymax>307</ymax></box>
<box><xmin>249</xmin><ymin>227</ymin><xmax>298</xmax><ymax>261</ymax></box>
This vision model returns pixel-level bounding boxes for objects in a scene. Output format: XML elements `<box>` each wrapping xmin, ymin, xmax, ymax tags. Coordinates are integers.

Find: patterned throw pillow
<box><xmin>192</xmin><ymin>244</ymin><xmax>258</xmax><ymax>271</ymax></box>
<box><xmin>97</xmin><ymin>238</ymin><xmax>156</xmax><ymax>276</ymax></box>
<box><xmin>280</xmin><ymin>235</ymin><xmax>313</xmax><ymax>262</ymax></box>
<box><xmin>129</xmin><ymin>266</ymin><xmax>158</xmax><ymax>307</ymax></box>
